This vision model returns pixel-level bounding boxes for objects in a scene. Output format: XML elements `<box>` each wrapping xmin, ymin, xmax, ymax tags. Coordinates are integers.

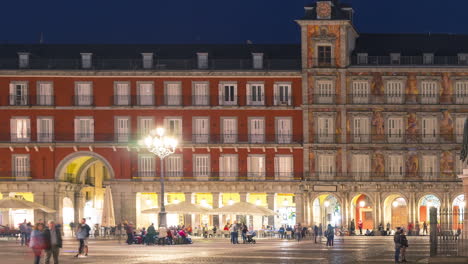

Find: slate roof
<box><xmin>0</xmin><ymin>44</ymin><xmax>301</xmax><ymax>60</ymax></box>
<box><xmin>354</xmin><ymin>33</ymin><xmax>468</xmax><ymax>56</ymax></box>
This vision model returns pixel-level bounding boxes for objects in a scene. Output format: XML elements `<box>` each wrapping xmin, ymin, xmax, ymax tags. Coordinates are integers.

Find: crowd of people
<box><xmin>120</xmin><ymin>222</ymin><xmax>192</xmax><ymax>245</ymax></box>
<box><xmin>19</xmin><ymin>220</ymin><xmax>63</xmax><ymax>264</ymax></box>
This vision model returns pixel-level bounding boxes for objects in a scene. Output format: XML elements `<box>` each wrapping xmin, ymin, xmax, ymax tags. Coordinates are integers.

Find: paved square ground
<box><xmin>0</xmin><ymin>236</ymin><xmax>431</xmax><ymax>264</ymax></box>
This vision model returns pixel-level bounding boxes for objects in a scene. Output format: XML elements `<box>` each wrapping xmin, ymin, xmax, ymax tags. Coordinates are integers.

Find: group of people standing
<box><xmin>22</xmin><ymin>220</ymin><xmax>63</xmax><ymax>264</ymax></box>
<box><xmin>393</xmin><ymin>227</ymin><xmax>409</xmax><ymax>263</ymax></box>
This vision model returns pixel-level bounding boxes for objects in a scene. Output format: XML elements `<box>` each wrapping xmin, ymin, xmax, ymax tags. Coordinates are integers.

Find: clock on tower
<box><xmin>316</xmin><ymin>1</ymin><xmax>332</xmax><ymax>20</ymax></box>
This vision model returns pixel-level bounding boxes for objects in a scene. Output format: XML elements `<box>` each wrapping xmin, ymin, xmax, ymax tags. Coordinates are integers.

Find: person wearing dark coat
<box><xmin>30</xmin><ymin>223</ymin><xmax>48</xmax><ymax>264</ymax></box>
<box><xmin>44</xmin><ymin>220</ymin><xmax>63</xmax><ymax>264</ymax></box>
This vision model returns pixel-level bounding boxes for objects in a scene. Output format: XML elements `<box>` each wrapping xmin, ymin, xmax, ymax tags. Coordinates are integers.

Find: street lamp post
<box><xmin>142</xmin><ymin>128</ymin><xmax>178</xmax><ymax>228</ymax></box>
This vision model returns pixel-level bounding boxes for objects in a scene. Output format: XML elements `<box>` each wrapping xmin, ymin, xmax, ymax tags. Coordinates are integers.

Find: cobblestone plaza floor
<box><xmin>0</xmin><ymin>236</ymin><xmax>432</xmax><ymax>264</ymax></box>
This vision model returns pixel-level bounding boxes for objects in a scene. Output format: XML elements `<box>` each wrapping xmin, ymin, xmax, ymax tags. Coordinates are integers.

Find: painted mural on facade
<box><xmin>307</xmin><ymin>25</ymin><xmax>342</xmax><ymax>68</ymax></box>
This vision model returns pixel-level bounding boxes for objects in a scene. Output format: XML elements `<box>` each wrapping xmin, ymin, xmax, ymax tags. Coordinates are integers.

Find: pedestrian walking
<box><xmin>75</xmin><ymin>218</ymin><xmax>91</xmax><ymax>258</ymax></box>
<box><xmin>279</xmin><ymin>225</ymin><xmax>285</xmax><ymax>239</ymax></box>
<box><xmin>358</xmin><ymin>220</ymin><xmax>363</xmax><ymax>235</ymax></box>
<box><xmin>400</xmin><ymin>229</ymin><xmax>409</xmax><ymax>263</ymax></box>
<box><xmin>295</xmin><ymin>224</ymin><xmax>302</xmax><ymax>242</ymax></box>
<box><xmin>30</xmin><ymin>223</ymin><xmax>48</xmax><ymax>264</ymax></box>
<box><xmin>422</xmin><ymin>221</ymin><xmax>428</xmax><ymax>235</ymax></box>
<box><xmin>393</xmin><ymin>227</ymin><xmax>402</xmax><ymax>263</ymax></box>
<box><xmin>20</xmin><ymin>219</ymin><xmax>27</xmax><ymax>246</ymax></box>
<box><xmin>44</xmin><ymin>220</ymin><xmax>63</xmax><ymax>264</ymax></box>
<box><xmin>313</xmin><ymin>225</ymin><xmax>319</xmax><ymax>243</ymax></box>
<box><xmin>325</xmin><ymin>224</ymin><xmax>334</xmax><ymax>246</ymax></box>
<box><xmin>415</xmin><ymin>221</ymin><xmax>420</xmax><ymax>236</ymax></box>
<box><xmin>230</xmin><ymin>222</ymin><xmax>239</xmax><ymax>244</ymax></box>
<box><xmin>241</xmin><ymin>224</ymin><xmax>248</xmax><ymax>243</ymax></box>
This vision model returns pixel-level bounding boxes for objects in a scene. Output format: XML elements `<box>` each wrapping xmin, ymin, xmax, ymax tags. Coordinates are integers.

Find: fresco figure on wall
<box><xmin>372</xmin><ymin>111</ymin><xmax>385</xmax><ymax>139</ymax></box>
<box><xmin>406</xmin><ymin>75</ymin><xmax>418</xmax><ymax>103</ymax></box>
<box><xmin>440</xmin><ymin>151</ymin><xmax>454</xmax><ymax>177</ymax></box>
<box><xmin>371</xmin><ymin>73</ymin><xmax>384</xmax><ymax>96</ymax></box>
<box><xmin>440</xmin><ymin>110</ymin><xmax>454</xmax><ymax>141</ymax></box>
<box><xmin>373</xmin><ymin>152</ymin><xmax>385</xmax><ymax>176</ymax></box>
<box><xmin>406</xmin><ymin>154</ymin><xmax>419</xmax><ymax>177</ymax></box>
<box><xmin>406</xmin><ymin>113</ymin><xmax>418</xmax><ymax>141</ymax></box>
<box><xmin>441</xmin><ymin>74</ymin><xmax>452</xmax><ymax>104</ymax></box>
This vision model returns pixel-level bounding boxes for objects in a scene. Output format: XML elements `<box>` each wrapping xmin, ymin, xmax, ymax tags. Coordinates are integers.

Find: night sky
<box><xmin>2</xmin><ymin>0</ymin><xmax>468</xmax><ymax>44</ymax></box>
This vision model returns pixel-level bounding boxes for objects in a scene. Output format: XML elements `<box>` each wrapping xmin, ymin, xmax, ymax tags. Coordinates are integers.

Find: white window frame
<box><xmin>420</xmin><ymin>80</ymin><xmax>439</xmax><ymax>104</ymax></box>
<box><xmin>193</xmin><ymin>154</ymin><xmax>210</xmax><ymax>180</ymax></box>
<box><xmin>138</xmin><ymin>154</ymin><xmax>155</xmax><ymax>179</ymax></box>
<box><xmin>422</xmin><ymin>155</ymin><xmax>437</xmax><ymax>180</ymax></box>
<box><xmin>421</xmin><ymin>116</ymin><xmax>438</xmax><ymax>143</ymax></box>
<box><xmin>252</xmin><ymin>53</ymin><xmax>264</xmax><ymax>69</ymax></box>
<box><xmin>219</xmin><ymin>154</ymin><xmax>238</xmax><ymax>181</ymax></box>
<box><xmin>192</xmin><ymin>117</ymin><xmax>209</xmax><ymax>143</ymax></box>
<box><xmin>37</xmin><ymin>117</ymin><xmax>54</xmax><ymax>142</ymax></box>
<box><xmin>316</xmin><ymin>79</ymin><xmax>334</xmax><ymax>104</ymax></box>
<box><xmin>387</xmin><ymin>117</ymin><xmax>404</xmax><ymax>143</ymax></box>
<box><xmin>455</xmin><ymin>116</ymin><xmax>467</xmax><ymax>143</ymax></box>
<box><xmin>352</xmin><ymin>80</ymin><xmax>370</xmax><ymax>104</ymax></box>
<box><xmin>317</xmin><ymin>116</ymin><xmax>334</xmax><ymax>143</ymax></box>
<box><xmin>352</xmin><ymin>116</ymin><xmax>370</xmax><ymax>143</ymax></box>
<box><xmin>219</xmin><ymin>82</ymin><xmax>237</xmax><ymax>106</ymax></box>
<box><xmin>192</xmin><ymin>81</ymin><xmax>209</xmax><ymax>106</ymax></box>
<box><xmin>37</xmin><ymin>81</ymin><xmax>53</xmax><ymax>106</ymax></box>
<box><xmin>164</xmin><ymin>81</ymin><xmax>182</xmax><ymax>106</ymax></box>
<box><xmin>246</xmin><ymin>82</ymin><xmax>265</xmax><ymax>106</ymax></box>
<box><xmin>13</xmin><ymin>154</ymin><xmax>30</xmax><ymax>179</ymax></box>
<box><xmin>275</xmin><ymin>155</ymin><xmax>293</xmax><ymax>181</ymax></box>
<box><xmin>351</xmin><ymin>154</ymin><xmax>370</xmax><ymax>180</ymax></box>
<box><xmin>247</xmin><ymin>155</ymin><xmax>266</xmax><ymax>181</ymax></box>
<box><xmin>114</xmin><ymin>81</ymin><xmax>130</xmax><ymax>106</ymax></box>
<box><xmin>276</xmin><ymin>117</ymin><xmax>292</xmax><ymax>144</ymax></box>
<box><xmin>455</xmin><ymin>80</ymin><xmax>468</xmax><ymax>104</ymax></box>
<box><xmin>80</xmin><ymin>53</ymin><xmax>92</xmax><ymax>69</ymax></box>
<box><xmin>137</xmin><ymin>81</ymin><xmax>154</xmax><ymax>106</ymax></box>
<box><xmin>115</xmin><ymin>116</ymin><xmax>130</xmax><ymax>143</ymax></box>
<box><xmin>165</xmin><ymin>154</ymin><xmax>183</xmax><ymax>180</ymax></box>
<box><xmin>318</xmin><ymin>154</ymin><xmax>335</xmax><ymax>180</ymax></box>
<box><xmin>164</xmin><ymin>117</ymin><xmax>182</xmax><ymax>140</ymax></box>
<box><xmin>18</xmin><ymin>53</ymin><xmax>30</xmax><ymax>68</ymax></box>
<box><xmin>141</xmin><ymin>53</ymin><xmax>153</xmax><ymax>69</ymax></box>
<box><xmin>9</xmin><ymin>81</ymin><xmax>28</xmax><ymax>106</ymax></box>
<box><xmin>74</xmin><ymin>117</ymin><xmax>94</xmax><ymax>142</ymax></box>
<box><xmin>221</xmin><ymin>117</ymin><xmax>237</xmax><ymax>143</ymax></box>
<box><xmin>385</xmin><ymin>80</ymin><xmax>405</xmax><ymax>104</ymax></box>
<box><xmin>274</xmin><ymin>82</ymin><xmax>292</xmax><ymax>106</ymax></box>
<box><xmin>249</xmin><ymin>117</ymin><xmax>265</xmax><ymax>143</ymax></box>
<box><xmin>74</xmin><ymin>82</ymin><xmax>93</xmax><ymax>106</ymax></box>
<box><xmin>197</xmin><ymin>53</ymin><xmax>208</xmax><ymax>69</ymax></box>
<box><xmin>138</xmin><ymin>117</ymin><xmax>154</xmax><ymax>137</ymax></box>
<box><xmin>387</xmin><ymin>154</ymin><xmax>404</xmax><ymax>180</ymax></box>
<box><xmin>10</xmin><ymin>117</ymin><xmax>30</xmax><ymax>142</ymax></box>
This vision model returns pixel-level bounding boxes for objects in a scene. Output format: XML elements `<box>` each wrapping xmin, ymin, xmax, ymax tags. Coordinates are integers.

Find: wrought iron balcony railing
<box><xmin>313</xmin><ymin>134</ymin><xmax>465</xmax><ymax>144</ymax></box>
<box><xmin>351</xmin><ymin>55</ymin><xmax>468</xmax><ymax>66</ymax></box>
<box><xmin>132</xmin><ymin>171</ymin><xmax>303</xmax><ymax>181</ymax></box>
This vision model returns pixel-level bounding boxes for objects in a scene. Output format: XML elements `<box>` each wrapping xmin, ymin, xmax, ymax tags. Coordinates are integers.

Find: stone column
<box><xmin>212</xmin><ymin>192</ymin><xmax>220</xmax><ymax>227</ymax></box>
<box><xmin>112</xmin><ymin>191</ymin><xmax>122</xmax><ymax>224</ymax></box>
<box><xmin>373</xmin><ymin>193</ymin><xmax>380</xmax><ymax>230</ymax></box>
<box><xmin>1</xmin><ymin>192</ymin><xmax>10</xmax><ymax>226</ymax></box>
<box><xmin>267</xmin><ymin>193</ymin><xmax>276</xmax><ymax>227</ymax></box>
<box><xmin>458</xmin><ymin>170</ymin><xmax>468</xmax><ymax>238</ymax></box>
<box><xmin>295</xmin><ymin>193</ymin><xmax>304</xmax><ymax>225</ymax></box>
<box><xmin>184</xmin><ymin>192</ymin><xmax>193</xmax><ymax>227</ymax></box>
<box><xmin>74</xmin><ymin>192</ymin><xmax>84</xmax><ymax>223</ymax></box>
<box><xmin>34</xmin><ymin>192</ymin><xmax>46</xmax><ymax>224</ymax></box>
<box><xmin>123</xmin><ymin>192</ymin><xmax>137</xmax><ymax>225</ymax></box>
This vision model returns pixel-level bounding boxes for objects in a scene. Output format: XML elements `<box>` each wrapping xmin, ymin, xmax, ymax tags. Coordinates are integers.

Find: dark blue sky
<box><xmin>2</xmin><ymin>0</ymin><xmax>468</xmax><ymax>44</ymax></box>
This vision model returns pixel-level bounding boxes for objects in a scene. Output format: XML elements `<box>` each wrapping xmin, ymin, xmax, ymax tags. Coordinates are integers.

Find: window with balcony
<box><xmin>197</xmin><ymin>53</ymin><xmax>208</xmax><ymax>69</ymax></box>
<box><xmin>165</xmin><ymin>82</ymin><xmax>182</xmax><ymax>106</ymax></box>
<box><xmin>37</xmin><ymin>117</ymin><xmax>53</xmax><ymax>142</ymax></box>
<box><xmin>37</xmin><ymin>82</ymin><xmax>53</xmax><ymax>106</ymax></box>
<box><xmin>193</xmin><ymin>117</ymin><xmax>209</xmax><ymax>143</ymax></box>
<box><xmin>317</xmin><ymin>116</ymin><xmax>334</xmax><ymax>143</ymax></box>
<box><xmin>194</xmin><ymin>155</ymin><xmax>210</xmax><ymax>180</ymax></box>
<box><xmin>164</xmin><ymin>117</ymin><xmax>182</xmax><ymax>139</ymax></box>
<box><xmin>318</xmin><ymin>154</ymin><xmax>335</xmax><ymax>180</ymax></box>
<box><xmin>115</xmin><ymin>117</ymin><xmax>130</xmax><ymax>142</ymax></box>
<box><xmin>275</xmin><ymin>155</ymin><xmax>293</xmax><ymax>180</ymax></box>
<box><xmin>138</xmin><ymin>154</ymin><xmax>155</xmax><ymax>179</ymax></box>
<box><xmin>219</xmin><ymin>83</ymin><xmax>237</xmax><ymax>105</ymax></box>
<box><xmin>74</xmin><ymin>117</ymin><xmax>94</xmax><ymax>142</ymax></box>
<box><xmin>274</xmin><ymin>83</ymin><xmax>292</xmax><ymax>105</ymax></box>
<box><xmin>456</xmin><ymin>116</ymin><xmax>467</xmax><ymax>143</ymax></box>
<box><xmin>252</xmin><ymin>53</ymin><xmax>264</xmax><ymax>69</ymax></box>
<box><xmin>385</xmin><ymin>81</ymin><xmax>404</xmax><ymax>104</ymax></box>
<box><xmin>193</xmin><ymin>82</ymin><xmax>209</xmax><ymax>106</ymax></box>
<box><xmin>317</xmin><ymin>45</ymin><xmax>332</xmax><ymax>65</ymax></box>
<box><xmin>420</xmin><ymin>81</ymin><xmax>438</xmax><ymax>104</ymax></box>
<box><xmin>422</xmin><ymin>155</ymin><xmax>437</xmax><ymax>179</ymax></box>
<box><xmin>387</xmin><ymin>117</ymin><xmax>403</xmax><ymax>143</ymax></box>
<box><xmin>249</xmin><ymin>118</ymin><xmax>265</xmax><ymax>143</ymax></box>
<box><xmin>317</xmin><ymin>80</ymin><xmax>334</xmax><ymax>104</ymax></box>
<box><xmin>351</xmin><ymin>154</ymin><xmax>370</xmax><ymax>180</ymax></box>
<box><xmin>219</xmin><ymin>154</ymin><xmax>238</xmax><ymax>181</ymax></box>
<box><xmin>75</xmin><ymin>82</ymin><xmax>93</xmax><ymax>106</ymax></box>
<box><xmin>357</xmin><ymin>53</ymin><xmax>368</xmax><ymax>64</ymax></box>
<box><xmin>276</xmin><ymin>117</ymin><xmax>292</xmax><ymax>144</ymax></box>
<box><xmin>388</xmin><ymin>155</ymin><xmax>404</xmax><ymax>179</ymax></box>
<box><xmin>221</xmin><ymin>118</ymin><xmax>237</xmax><ymax>143</ymax></box>
<box><xmin>248</xmin><ymin>155</ymin><xmax>265</xmax><ymax>180</ymax></box>
<box><xmin>138</xmin><ymin>117</ymin><xmax>154</xmax><ymax>137</ymax></box>
<box><xmin>353</xmin><ymin>116</ymin><xmax>370</xmax><ymax>143</ymax></box>
<box><xmin>455</xmin><ymin>81</ymin><xmax>468</xmax><ymax>104</ymax></box>
<box><xmin>247</xmin><ymin>83</ymin><xmax>264</xmax><ymax>106</ymax></box>
<box><xmin>352</xmin><ymin>81</ymin><xmax>369</xmax><ymax>104</ymax></box>
<box><xmin>423</xmin><ymin>53</ymin><xmax>434</xmax><ymax>65</ymax></box>
<box><xmin>114</xmin><ymin>82</ymin><xmax>130</xmax><ymax>106</ymax></box>
<box><xmin>165</xmin><ymin>155</ymin><xmax>183</xmax><ymax>180</ymax></box>
<box><xmin>10</xmin><ymin>117</ymin><xmax>30</xmax><ymax>142</ymax></box>
<box><xmin>137</xmin><ymin>82</ymin><xmax>154</xmax><ymax>106</ymax></box>
<box><xmin>9</xmin><ymin>82</ymin><xmax>28</xmax><ymax>106</ymax></box>
<box><xmin>13</xmin><ymin>155</ymin><xmax>30</xmax><ymax>180</ymax></box>
<box><xmin>422</xmin><ymin>117</ymin><xmax>437</xmax><ymax>143</ymax></box>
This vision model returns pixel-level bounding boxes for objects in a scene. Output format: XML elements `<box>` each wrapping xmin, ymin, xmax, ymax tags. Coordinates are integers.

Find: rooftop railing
<box><xmin>351</xmin><ymin>56</ymin><xmax>468</xmax><ymax>66</ymax></box>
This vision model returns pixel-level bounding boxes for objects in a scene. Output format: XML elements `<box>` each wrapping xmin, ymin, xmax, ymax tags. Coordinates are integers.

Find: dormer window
<box><xmin>423</xmin><ymin>53</ymin><xmax>434</xmax><ymax>65</ymax></box>
<box><xmin>252</xmin><ymin>53</ymin><xmax>264</xmax><ymax>69</ymax></box>
<box><xmin>458</xmin><ymin>53</ymin><xmax>468</xmax><ymax>65</ymax></box>
<box><xmin>18</xmin><ymin>53</ymin><xmax>30</xmax><ymax>68</ymax></box>
<box><xmin>357</xmin><ymin>53</ymin><xmax>368</xmax><ymax>65</ymax></box>
<box><xmin>80</xmin><ymin>53</ymin><xmax>92</xmax><ymax>69</ymax></box>
<box><xmin>197</xmin><ymin>53</ymin><xmax>208</xmax><ymax>69</ymax></box>
<box><xmin>390</xmin><ymin>53</ymin><xmax>400</xmax><ymax>65</ymax></box>
<box><xmin>141</xmin><ymin>53</ymin><xmax>154</xmax><ymax>69</ymax></box>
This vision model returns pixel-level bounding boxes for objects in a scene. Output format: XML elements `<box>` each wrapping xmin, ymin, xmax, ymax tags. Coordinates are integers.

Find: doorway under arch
<box><xmin>350</xmin><ymin>194</ymin><xmax>374</xmax><ymax>231</ymax></box>
<box><xmin>62</xmin><ymin>197</ymin><xmax>74</xmax><ymax>236</ymax></box>
<box><xmin>452</xmin><ymin>194</ymin><xmax>465</xmax><ymax>231</ymax></box>
<box><xmin>383</xmin><ymin>194</ymin><xmax>408</xmax><ymax>230</ymax></box>
<box><xmin>312</xmin><ymin>194</ymin><xmax>341</xmax><ymax>227</ymax></box>
<box><xmin>418</xmin><ymin>194</ymin><xmax>441</xmax><ymax>224</ymax></box>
